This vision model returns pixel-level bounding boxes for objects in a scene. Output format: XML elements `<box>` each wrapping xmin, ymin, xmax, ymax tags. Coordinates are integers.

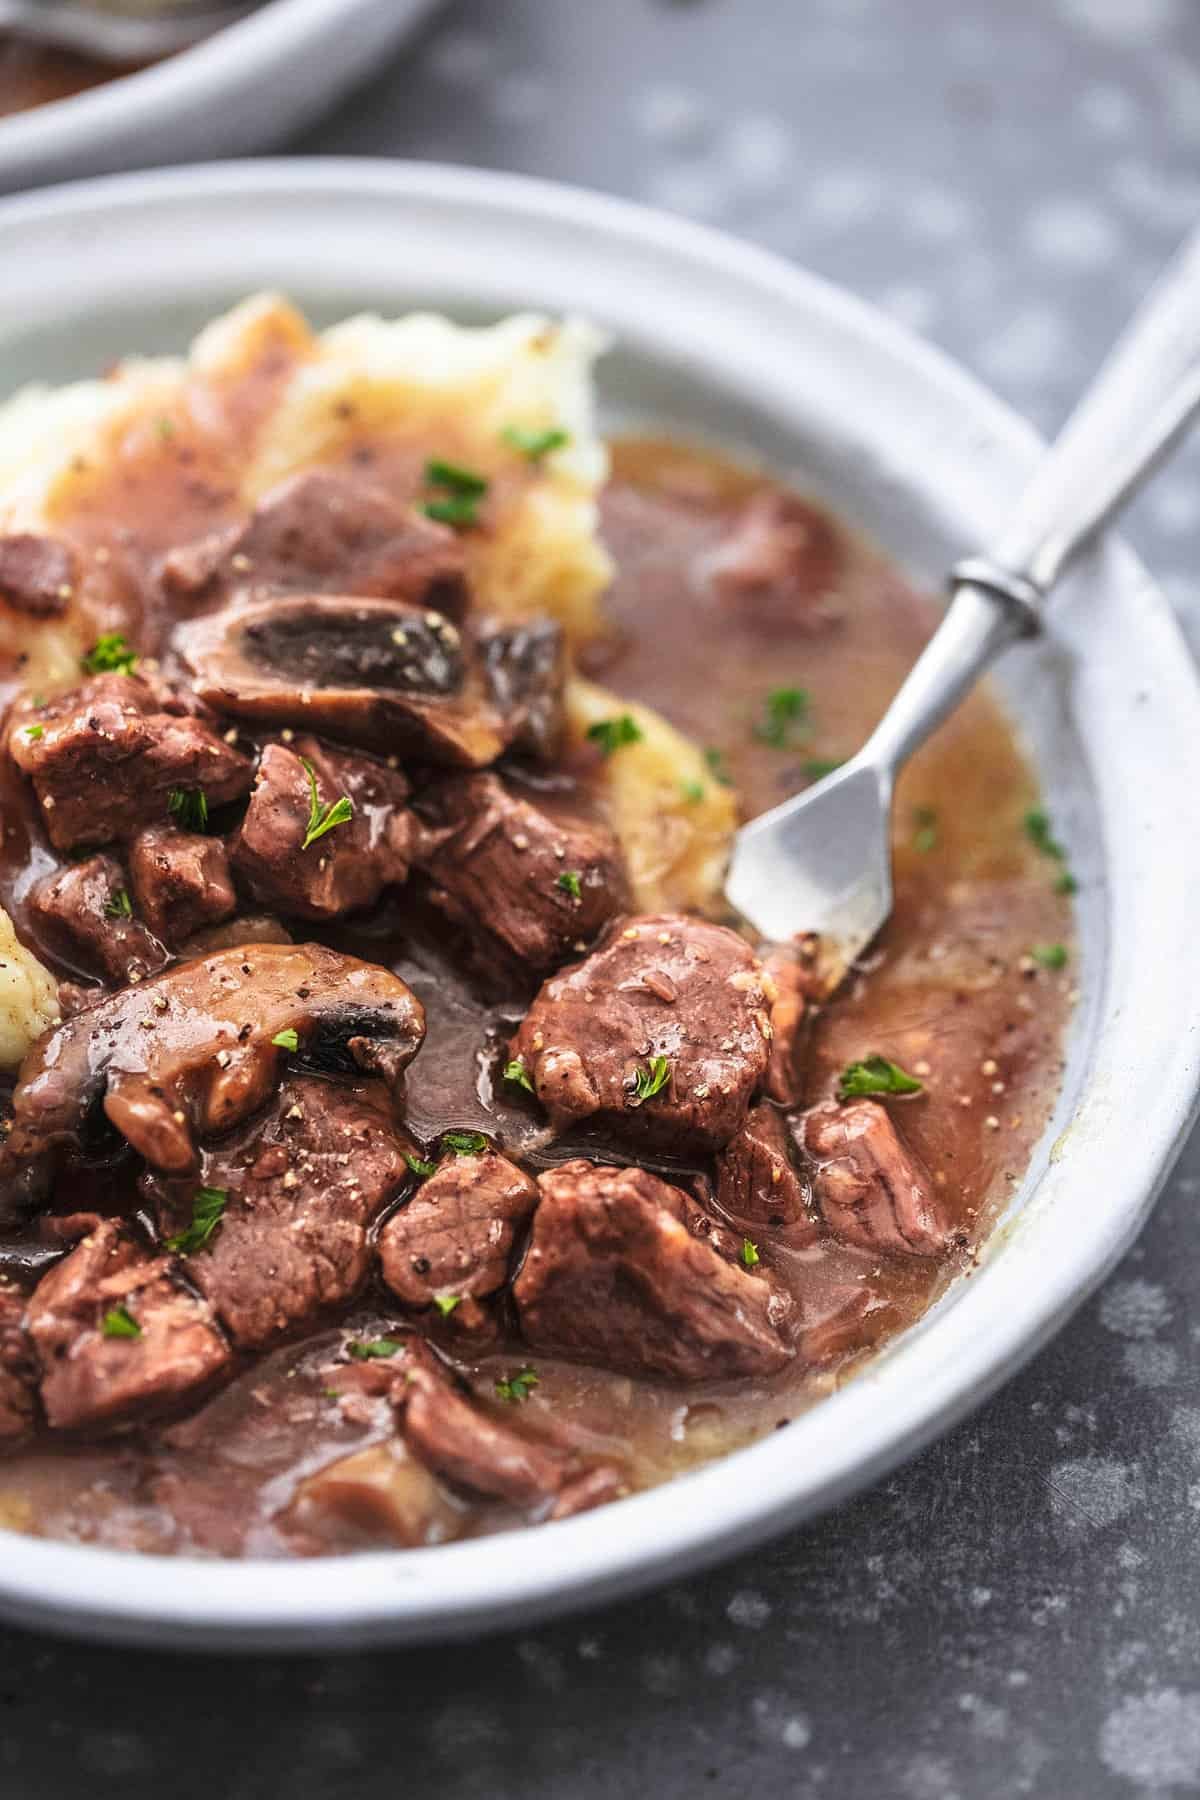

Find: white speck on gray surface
<box><xmin>752</xmin><ymin>1692</ymin><xmax>813</xmax><ymax>1749</ymax></box>
<box><xmin>1049</xmin><ymin>1456</ymin><xmax>1145</xmax><ymax>1532</ymax></box>
<box><xmin>1058</xmin><ymin>0</ymin><xmax>1179</xmax><ymax>43</ymax></box>
<box><xmin>722</xmin><ymin>114</ymin><xmax>793</xmax><ymax>188</ymax></box>
<box><xmin>1100</xmin><ymin>1689</ymin><xmax>1200</xmax><ymax>1789</ymax></box>
<box><xmin>632</xmin><ymin>84</ymin><xmax>710</xmax><ymax>146</ymax></box>
<box><xmin>1121</xmin><ymin>1340</ymin><xmax>1180</xmax><ymax>1388</ymax></box>
<box><xmin>1099</xmin><ymin>1278</ymin><xmax>1172</xmax><ymax>1339</ymax></box>
<box><xmin>727</xmin><ymin>1589</ymin><xmax>772</xmax><ymax>1629</ymax></box>
<box><xmin>1025</xmin><ymin>198</ymin><xmax>1120</xmax><ymax>269</ymax></box>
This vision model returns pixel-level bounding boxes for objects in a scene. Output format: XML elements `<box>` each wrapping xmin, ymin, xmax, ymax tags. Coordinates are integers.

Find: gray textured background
<box><xmin>9</xmin><ymin>2</ymin><xmax>1200</xmax><ymax>1795</ymax></box>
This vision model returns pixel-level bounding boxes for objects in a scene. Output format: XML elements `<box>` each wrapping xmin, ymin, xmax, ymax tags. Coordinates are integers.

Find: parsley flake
<box><xmin>166</xmin><ymin>1185</ymin><xmax>227</xmax><ymax>1256</ymax></box>
<box><xmin>1031</xmin><ymin>942</ymin><xmax>1068</xmax><ymax>970</ymax></box>
<box><xmin>299</xmin><ymin>757</ymin><xmax>354</xmax><ymax>851</ymax></box>
<box><xmin>680</xmin><ymin>779</ymin><xmax>706</xmax><ymax>804</ymax></box>
<box><xmin>347</xmin><ymin>1337</ymin><xmax>405</xmax><ymax>1361</ymax></box>
<box><xmin>1024</xmin><ymin>807</ymin><xmax>1066</xmax><ymax>860</ymax></box>
<box><xmin>423</xmin><ymin>495</ymin><xmax>481</xmax><ymax>529</ymax></box>
<box><xmin>102</xmin><ymin>1304</ymin><xmax>141</xmax><ymax>1340</ymax></box>
<box><xmin>502</xmin><ymin>424</ymin><xmax>570</xmax><ymax>460</ymax></box>
<box><xmin>1056</xmin><ymin>871</ymin><xmax>1078</xmax><ymax>896</ymax></box>
<box><xmin>740</xmin><ymin>1238</ymin><xmax>760</xmax><ymax>1269</ymax></box>
<box><xmin>630</xmin><ymin>1054</ymin><xmax>672</xmax><ymax>1104</ymax></box>
<box><xmin>586</xmin><ymin>714</ymin><xmax>643</xmax><ymax>757</ymax></box>
<box><xmin>405</xmin><ymin>1152</ymin><xmax>438</xmax><ymax>1179</ymax></box>
<box><xmin>433</xmin><ymin>1294</ymin><xmax>462</xmax><ymax>1318</ymax></box>
<box><xmin>104</xmin><ymin>888</ymin><xmax>133</xmax><ymax>920</ymax></box>
<box><xmin>556</xmin><ymin>869</ymin><xmax>582</xmax><ymax>901</ymax></box>
<box><xmin>503</xmin><ymin>1057</ymin><xmax>534</xmax><ymax>1094</ymax></box>
<box><xmin>167</xmin><ymin>787</ymin><xmax>208</xmax><ymax>832</ymax></box>
<box><xmin>271</xmin><ymin>1028</ymin><xmax>299</xmax><ymax>1052</ymax></box>
<box><xmin>704</xmin><ymin>746</ymin><xmax>734</xmax><ymax>787</ymax></box>
<box><xmin>22</xmin><ymin>723</ymin><xmax>43</xmax><ymax>742</ymax></box>
<box><xmin>838</xmin><ymin>1056</ymin><xmax>924</xmax><ymax>1101</ymax></box>
<box><xmin>802</xmin><ymin>756</ymin><xmax>844</xmax><ymax>780</ymax></box>
<box><xmin>424</xmin><ymin>458</ymin><xmax>488</xmax><ymax>497</ymax></box>
<box><xmin>912</xmin><ymin>805</ymin><xmax>938</xmax><ymax>853</ymax></box>
<box><xmin>81</xmin><ymin>632</ymin><xmax>138</xmax><ymax>676</ymax></box>
<box><xmin>442</xmin><ymin>1130</ymin><xmax>488</xmax><ymax>1155</ymax></box>
<box><xmin>495</xmin><ymin>1367</ymin><xmax>539</xmax><ymax>1403</ymax></box>
<box><xmin>754</xmin><ymin>686</ymin><xmax>810</xmax><ymax>748</ymax></box>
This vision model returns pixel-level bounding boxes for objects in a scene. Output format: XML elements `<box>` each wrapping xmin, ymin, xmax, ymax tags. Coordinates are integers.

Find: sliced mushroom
<box><xmin>0</xmin><ymin>943</ymin><xmax>425</xmax><ymax>1216</ymax></box>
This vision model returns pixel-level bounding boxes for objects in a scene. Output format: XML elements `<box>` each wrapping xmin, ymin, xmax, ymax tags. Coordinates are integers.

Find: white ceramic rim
<box><xmin>0</xmin><ymin>159</ymin><xmax>1195</xmax><ymax>1650</ymax></box>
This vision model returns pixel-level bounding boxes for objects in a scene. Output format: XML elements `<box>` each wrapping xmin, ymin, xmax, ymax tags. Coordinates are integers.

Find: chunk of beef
<box><xmin>232</xmin><ymin>736</ymin><xmax>413</xmax><ymax>922</ymax></box>
<box><xmin>6</xmin><ymin>674</ymin><xmax>253</xmax><ymax>852</ymax></box>
<box><xmin>144</xmin><ymin>1077</ymin><xmax>409</xmax><ymax>1349</ymax></box>
<box><xmin>0</xmin><ymin>943</ymin><xmax>425</xmax><ymax>1216</ymax></box>
<box><xmin>799</xmin><ymin>1099</ymin><xmax>957</xmax><ymax>1258</ymax></box>
<box><xmin>0</xmin><ymin>1281</ymin><xmax>36</xmax><ymax>1442</ymax></box>
<box><xmin>715</xmin><ymin>1102</ymin><xmax>818</xmax><ymax>1246</ymax></box>
<box><xmin>176</xmin><ymin>594</ymin><xmax>509</xmax><ymax>766</ymax></box>
<box><xmin>511</xmin><ymin>913</ymin><xmax>771</xmax><ymax>1153</ymax></box>
<box><xmin>25</xmin><ymin>1219</ymin><xmax>230</xmax><ymax>1431</ymax></box>
<box><xmin>29</xmin><ymin>853</ymin><xmax>168</xmax><ymax>985</ymax></box>
<box><xmin>159</xmin><ymin>469</ymin><xmax>470</xmax><ymax>620</ymax></box>
<box><xmin>284</xmin><ymin>1442</ymin><xmax>463</xmax><ymax>1550</ymax></box>
<box><xmin>128</xmin><ymin>826</ymin><xmax>237</xmax><ymax>947</ymax></box>
<box><xmin>476</xmin><ymin>617</ymin><xmax>566</xmax><ymax>761</ymax></box>
<box><xmin>0</xmin><ymin>533</ymin><xmax>76</xmax><ymax>618</ymax></box>
<box><xmin>513</xmin><ymin>1159</ymin><xmax>794</xmax><ymax>1381</ymax></box>
<box><xmin>703</xmin><ymin>491</ymin><xmax>841</xmax><ymax>631</ymax></box>
<box><xmin>416</xmin><ymin>772</ymin><xmax>628</xmax><ymax>975</ymax></box>
<box><xmin>761</xmin><ymin>937</ymin><xmax>829</xmax><ymax>1105</ymax></box>
<box><xmin>378</xmin><ymin>1149</ymin><xmax>536</xmax><ymax>1315</ymax></box>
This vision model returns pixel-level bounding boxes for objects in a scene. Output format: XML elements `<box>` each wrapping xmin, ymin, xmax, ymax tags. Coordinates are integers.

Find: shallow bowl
<box><xmin>0</xmin><ymin>159</ymin><xmax>1196</xmax><ymax>1648</ymax></box>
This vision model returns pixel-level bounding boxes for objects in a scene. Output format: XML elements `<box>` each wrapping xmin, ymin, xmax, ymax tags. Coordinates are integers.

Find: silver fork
<box><xmin>0</xmin><ymin>1</ymin><xmax>261</xmax><ymax>61</ymax></box>
<box><xmin>726</xmin><ymin>224</ymin><xmax>1200</xmax><ymax>961</ymax></box>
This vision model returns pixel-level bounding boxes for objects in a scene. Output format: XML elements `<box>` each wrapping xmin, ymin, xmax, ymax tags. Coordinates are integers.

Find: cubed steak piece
<box><xmin>416</xmin><ymin>772</ymin><xmax>628</xmax><ymax>974</ymax></box>
<box><xmin>0</xmin><ymin>532</ymin><xmax>76</xmax><ymax>617</ymax></box>
<box><xmin>29</xmin><ymin>853</ymin><xmax>168</xmax><ymax>985</ymax></box>
<box><xmin>510</xmin><ymin>913</ymin><xmax>771</xmax><ymax>1153</ymax></box>
<box><xmin>159</xmin><ymin>468</ymin><xmax>470</xmax><ymax>620</ymax></box>
<box><xmin>378</xmin><ymin>1149</ymin><xmax>537</xmax><ymax>1316</ymax></box>
<box><xmin>476</xmin><ymin>617</ymin><xmax>567</xmax><ymax>762</ymax></box>
<box><xmin>26</xmin><ymin>1219</ymin><xmax>230</xmax><ymax>1432</ymax></box>
<box><xmin>715</xmin><ymin>1102</ymin><xmax>818</xmax><ymax>1246</ymax></box>
<box><xmin>128</xmin><ymin>826</ymin><xmax>237</xmax><ymax>947</ymax></box>
<box><xmin>6</xmin><ymin>674</ymin><xmax>253</xmax><ymax>852</ymax></box>
<box><xmin>232</xmin><ymin>736</ymin><xmax>414</xmax><ymax>922</ymax></box>
<box><xmin>798</xmin><ymin>1099</ymin><xmax>958</xmax><ymax>1258</ymax></box>
<box><xmin>513</xmin><ymin>1159</ymin><xmax>794</xmax><ymax>1381</ymax></box>
<box><xmin>761</xmin><ymin>937</ymin><xmax>829</xmax><ymax>1106</ymax></box>
<box><xmin>0</xmin><ymin>1281</ymin><xmax>36</xmax><ymax>1442</ymax></box>
<box><xmin>144</xmin><ymin>1077</ymin><xmax>409</xmax><ymax>1348</ymax></box>
<box><xmin>703</xmin><ymin>491</ymin><xmax>841</xmax><ymax>631</ymax></box>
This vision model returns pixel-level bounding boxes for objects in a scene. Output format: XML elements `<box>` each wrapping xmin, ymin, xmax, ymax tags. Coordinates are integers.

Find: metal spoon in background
<box><xmin>0</xmin><ymin>0</ymin><xmax>261</xmax><ymax>62</ymax></box>
<box><xmin>726</xmin><ymin>225</ymin><xmax>1200</xmax><ymax>963</ymax></box>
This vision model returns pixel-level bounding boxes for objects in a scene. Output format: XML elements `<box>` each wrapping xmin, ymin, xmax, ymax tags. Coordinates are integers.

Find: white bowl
<box><xmin>0</xmin><ymin>0</ymin><xmax>439</xmax><ymax>194</ymax></box>
<box><xmin>0</xmin><ymin>159</ymin><xmax>1196</xmax><ymax>1649</ymax></box>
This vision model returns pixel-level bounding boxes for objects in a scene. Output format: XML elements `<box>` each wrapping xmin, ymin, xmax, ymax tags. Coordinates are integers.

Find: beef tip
<box><xmin>378</xmin><ymin>1149</ymin><xmax>536</xmax><ymax>1315</ymax></box>
<box><xmin>284</xmin><ymin>1441</ymin><xmax>463</xmax><ymax>1551</ymax></box>
<box><xmin>416</xmin><ymin>772</ymin><xmax>628</xmax><ymax>974</ymax></box>
<box><xmin>761</xmin><ymin>937</ymin><xmax>829</xmax><ymax>1105</ymax></box>
<box><xmin>511</xmin><ymin>913</ymin><xmax>771</xmax><ymax>1153</ymax></box>
<box><xmin>159</xmin><ymin>468</ymin><xmax>470</xmax><ymax>620</ymax></box>
<box><xmin>128</xmin><ymin>826</ymin><xmax>237</xmax><ymax>947</ymax></box>
<box><xmin>178</xmin><ymin>912</ymin><xmax>292</xmax><ymax>957</ymax></box>
<box><xmin>799</xmin><ymin>1099</ymin><xmax>957</xmax><ymax>1258</ymax></box>
<box><xmin>513</xmin><ymin>1159</ymin><xmax>794</xmax><ymax>1381</ymax></box>
<box><xmin>232</xmin><ymin>736</ymin><xmax>413</xmax><ymax>922</ymax></box>
<box><xmin>144</xmin><ymin>1077</ymin><xmax>409</xmax><ymax>1349</ymax></box>
<box><xmin>6</xmin><ymin>674</ymin><xmax>253</xmax><ymax>852</ymax></box>
<box><xmin>176</xmin><ymin>594</ymin><xmax>509</xmax><ymax>766</ymax></box>
<box><xmin>715</xmin><ymin>1103</ymin><xmax>818</xmax><ymax>1247</ymax></box>
<box><xmin>0</xmin><ymin>533</ymin><xmax>76</xmax><ymax>618</ymax></box>
<box><xmin>476</xmin><ymin>617</ymin><xmax>566</xmax><ymax>761</ymax></box>
<box><xmin>0</xmin><ymin>1281</ymin><xmax>36</xmax><ymax>1442</ymax></box>
<box><xmin>29</xmin><ymin>853</ymin><xmax>168</xmax><ymax>985</ymax></box>
<box><xmin>25</xmin><ymin>1219</ymin><xmax>230</xmax><ymax>1431</ymax></box>
<box><xmin>703</xmin><ymin>491</ymin><xmax>841</xmax><ymax>631</ymax></box>
<box><xmin>0</xmin><ymin>942</ymin><xmax>424</xmax><ymax>1216</ymax></box>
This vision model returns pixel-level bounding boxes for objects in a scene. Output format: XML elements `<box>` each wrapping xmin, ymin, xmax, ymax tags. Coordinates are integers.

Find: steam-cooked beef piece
<box><xmin>159</xmin><ymin>469</ymin><xmax>470</xmax><ymax>619</ymax></box>
<box><xmin>144</xmin><ymin>1078</ymin><xmax>409</xmax><ymax>1349</ymax></box>
<box><xmin>704</xmin><ymin>491</ymin><xmax>841</xmax><ymax>631</ymax></box>
<box><xmin>26</xmin><ymin>1219</ymin><xmax>230</xmax><ymax>1432</ymax></box>
<box><xmin>0</xmin><ymin>533</ymin><xmax>76</xmax><ymax>617</ymax></box>
<box><xmin>378</xmin><ymin>1149</ymin><xmax>537</xmax><ymax>1316</ymax></box>
<box><xmin>416</xmin><ymin>772</ymin><xmax>628</xmax><ymax>974</ymax></box>
<box><xmin>232</xmin><ymin>736</ymin><xmax>414</xmax><ymax>922</ymax></box>
<box><xmin>285</xmin><ymin>1441</ymin><xmax>463</xmax><ymax>1550</ymax></box>
<box><xmin>127</xmin><ymin>826</ymin><xmax>237</xmax><ymax>947</ymax></box>
<box><xmin>0</xmin><ymin>943</ymin><xmax>425</xmax><ymax>1216</ymax></box>
<box><xmin>0</xmin><ymin>1282</ymin><xmax>36</xmax><ymax>1442</ymax></box>
<box><xmin>799</xmin><ymin>1099</ymin><xmax>956</xmax><ymax>1258</ymax></box>
<box><xmin>715</xmin><ymin>1103</ymin><xmax>818</xmax><ymax>1246</ymax></box>
<box><xmin>510</xmin><ymin>913</ymin><xmax>772</xmax><ymax>1153</ymax></box>
<box><xmin>29</xmin><ymin>853</ymin><xmax>168</xmax><ymax>985</ymax></box>
<box><xmin>513</xmin><ymin>1159</ymin><xmax>794</xmax><ymax>1381</ymax></box>
<box><xmin>476</xmin><ymin>617</ymin><xmax>567</xmax><ymax>762</ymax></box>
<box><xmin>6</xmin><ymin>674</ymin><xmax>253</xmax><ymax>852</ymax></box>
<box><xmin>761</xmin><ymin>938</ymin><xmax>828</xmax><ymax>1105</ymax></box>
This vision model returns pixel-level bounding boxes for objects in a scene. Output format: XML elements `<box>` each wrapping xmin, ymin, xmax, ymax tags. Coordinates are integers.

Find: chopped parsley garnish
<box><xmin>740</xmin><ymin>1238</ymin><xmax>760</xmax><ymax>1269</ymax></box>
<box><xmin>81</xmin><ymin>632</ymin><xmax>138</xmax><ymax>676</ymax></box>
<box><xmin>347</xmin><ymin>1337</ymin><xmax>405</xmax><ymax>1361</ymax></box>
<box><xmin>424</xmin><ymin>495</ymin><xmax>482</xmax><ymax>529</ymax></box>
<box><xmin>630</xmin><ymin>1054</ymin><xmax>672</xmax><ymax>1104</ymax></box>
<box><xmin>502</xmin><ymin>424</ymin><xmax>570</xmax><ymax>460</ymax></box>
<box><xmin>443</xmin><ymin>1130</ymin><xmax>488</xmax><ymax>1155</ymax></box>
<box><xmin>556</xmin><ymin>869</ymin><xmax>582</xmax><ymax>900</ymax></box>
<box><xmin>586</xmin><ymin>714</ymin><xmax>643</xmax><ymax>757</ymax></box>
<box><xmin>433</xmin><ymin>1294</ymin><xmax>462</xmax><ymax>1318</ymax></box>
<box><xmin>704</xmin><ymin>746</ymin><xmax>734</xmax><ymax>787</ymax></box>
<box><xmin>156</xmin><ymin>416</ymin><xmax>175</xmax><ymax>441</ymax></box>
<box><xmin>165</xmin><ymin>1185</ymin><xmax>227</xmax><ymax>1256</ymax></box>
<box><xmin>754</xmin><ymin>686</ymin><xmax>810</xmax><ymax>748</ymax></box>
<box><xmin>1055</xmin><ymin>871</ymin><xmax>1078</xmax><ymax>896</ymax></box>
<box><xmin>299</xmin><ymin>756</ymin><xmax>354</xmax><ymax>851</ymax></box>
<box><xmin>1024</xmin><ymin>807</ymin><xmax>1067</xmax><ymax>860</ymax></box>
<box><xmin>680</xmin><ymin>779</ymin><xmax>706</xmax><ymax>804</ymax></box>
<box><xmin>503</xmin><ymin>1057</ymin><xmax>534</xmax><ymax>1094</ymax></box>
<box><xmin>1031</xmin><ymin>942</ymin><xmax>1068</xmax><ymax>970</ymax></box>
<box><xmin>423</xmin><ymin>458</ymin><xmax>488</xmax><ymax>529</ymax></box>
<box><xmin>271</xmin><ymin>1028</ymin><xmax>299</xmax><ymax>1052</ymax></box>
<box><xmin>912</xmin><ymin>806</ymin><xmax>938</xmax><ymax>853</ymax></box>
<box><xmin>101</xmin><ymin>1304</ymin><xmax>141</xmax><ymax>1340</ymax></box>
<box><xmin>405</xmin><ymin>1152</ymin><xmax>438</xmax><ymax>1179</ymax></box>
<box><xmin>22</xmin><ymin>723</ymin><xmax>43</xmax><ymax>742</ymax></box>
<box><xmin>802</xmin><ymin>756</ymin><xmax>843</xmax><ymax>780</ymax></box>
<box><xmin>495</xmin><ymin>1366</ymin><xmax>539</xmax><ymax>1403</ymax></box>
<box><xmin>104</xmin><ymin>888</ymin><xmax>133</xmax><ymax>920</ymax></box>
<box><xmin>838</xmin><ymin>1055</ymin><xmax>924</xmax><ymax>1100</ymax></box>
<box><xmin>167</xmin><ymin>787</ymin><xmax>208</xmax><ymax>832</ymax></box>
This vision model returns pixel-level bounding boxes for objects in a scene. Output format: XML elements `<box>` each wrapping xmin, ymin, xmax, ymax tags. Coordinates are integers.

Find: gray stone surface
<box><xmin>7</xmin><ymin>2</ymin><xmax>1200</xmax><ymax>1795</ymax></box>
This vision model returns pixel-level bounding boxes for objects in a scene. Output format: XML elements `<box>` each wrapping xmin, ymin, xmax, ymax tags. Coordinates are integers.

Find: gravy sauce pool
<box><xmin>0</xmin><ymin>430</ymin><xmax>1072</xmax><ymax>1557</ymax></box>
